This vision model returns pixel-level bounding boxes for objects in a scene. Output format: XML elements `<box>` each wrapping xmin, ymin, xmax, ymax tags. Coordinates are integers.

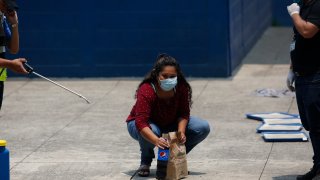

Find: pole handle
<box><xmin>23</xmin><ymin>62</ymin><xmax>34</xmax><ymax>73</ymax></box>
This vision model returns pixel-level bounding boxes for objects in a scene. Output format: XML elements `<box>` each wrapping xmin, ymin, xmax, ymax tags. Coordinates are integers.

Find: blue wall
<box><xmin>8</xmin><ymin>0</ymin><xmax>272</xmax><ymax>78</ymax></box>
<box><xmin>272</xmin><ymin>0</ymin><xmax>293</xmax><ymax>26</ymax></box>
<box><xmin>229</xmin><ymin>0</ymin><xmax>272</xmax><ymax>71</ymax></box>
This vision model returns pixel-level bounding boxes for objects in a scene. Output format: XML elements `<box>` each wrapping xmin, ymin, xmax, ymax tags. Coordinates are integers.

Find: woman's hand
<box><xmin>177</xmin><ymin>118</ymin><xmax>188</xmax><ymax>144</ymax></box>
<box><xmin>156</xmin><ymin>137</ymin><xmax>170</xmax><ymax>149</ymax></box>
<box><xmin>178</xmin><ymin>132</ymin><xmax>186</xmax><ymax>144</ymax></box>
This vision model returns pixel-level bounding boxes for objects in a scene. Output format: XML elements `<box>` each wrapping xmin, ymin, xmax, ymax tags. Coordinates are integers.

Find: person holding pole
<box><xmin>0</xmin><ymin>0</ymin><xmax>28</xmax><ymax>109</ymax></box>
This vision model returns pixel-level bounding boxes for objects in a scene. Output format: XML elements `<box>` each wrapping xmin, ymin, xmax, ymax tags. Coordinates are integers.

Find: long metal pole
<box><xmin>32</xmin><ymin>72</ymin><xmax>91</xmax><ymax>104</ymax></box>
<box><xmin>23</xmin><ymin>62</ymin><xmax>90</xmax><ymax>104</ymax></box>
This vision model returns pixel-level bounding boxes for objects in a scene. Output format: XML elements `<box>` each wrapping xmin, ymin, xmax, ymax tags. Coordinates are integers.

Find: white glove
<box><xmin>287</xmin><ymin>3</ymin><xmax>300</xmax><ymax>16</ymax></box>
<box><xmin>287</xmin><ymin>69</ymin><xmax>296</xmax><ymax>92</ymax></box>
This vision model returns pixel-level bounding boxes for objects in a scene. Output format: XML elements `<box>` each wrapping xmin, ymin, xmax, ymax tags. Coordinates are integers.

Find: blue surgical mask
<box><xmin>159</xmin><ymin>77</ymin><xmax>178</xmax><ymax>91</ymax></box>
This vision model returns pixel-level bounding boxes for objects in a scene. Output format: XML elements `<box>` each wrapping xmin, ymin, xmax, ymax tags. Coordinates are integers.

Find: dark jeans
<box><xmin>127</xmin><ymin>116</ymin><xmax>211</xmax><ymax>166</ymax></box>
<box><xmin>0</xmin><ymin>52</ymin><xmax>5</xmax><ymax>110</ymax></box>
<box><xmin>296</xmin><ymin>73</ymin><xmax>320</xmax><ymax>169</ymax></box>
<box><xmin>0</xmin><ymin>81</ymin><xmax>3</xmax><ymax>110</ymax></box>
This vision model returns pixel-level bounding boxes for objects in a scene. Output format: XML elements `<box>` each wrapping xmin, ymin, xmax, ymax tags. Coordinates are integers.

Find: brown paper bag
<box><xmin>166</xmin><ymin>131</ymin><xmax>188</xmax><ymax>180</ymax></box>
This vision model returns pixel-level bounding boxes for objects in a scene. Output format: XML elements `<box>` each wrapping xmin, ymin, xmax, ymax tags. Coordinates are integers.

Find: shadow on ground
<box><xmin>273</xmin><ymin>175</ymin><xmax>298</xmax><ymax>180</ymax></box>
<box><xmin>123</xmin><ymin>169</ymin><xmax>206</xmax><ymax>179</ymax></box>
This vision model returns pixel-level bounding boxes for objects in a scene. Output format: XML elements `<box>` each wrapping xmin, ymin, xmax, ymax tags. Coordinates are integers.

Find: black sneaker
<box><xmin>296</xmin><ymin>168</ymin><xmax>317</xmax><ymax>180</ymax></box>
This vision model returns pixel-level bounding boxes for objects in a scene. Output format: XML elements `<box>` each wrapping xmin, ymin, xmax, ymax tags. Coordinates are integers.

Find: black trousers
<box><xmin>0</xmin><ymin>81</ymin><xmax>3</xmax><ymax>110</ymax></box>
<box><xmin>0</xmin><ymin>52</ymin><xmax>5</xmax><ymax>110</ymax></box>
<box><xmin>296</xmin><ymin>73</ymin><xmax>320</xmax><ymax>169</ymax></box>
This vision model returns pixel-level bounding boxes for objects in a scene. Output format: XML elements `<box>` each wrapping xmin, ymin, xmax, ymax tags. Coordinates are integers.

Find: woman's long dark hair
<box><xmin>135</xmin><ymin>53</ymin><xmax>192</xmax><ymax>107</ymax></box>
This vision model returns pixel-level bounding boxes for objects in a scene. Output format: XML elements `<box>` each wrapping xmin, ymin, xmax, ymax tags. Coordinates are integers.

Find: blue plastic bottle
<box><xmin>0</xmin><ymin>140</ymin><xmax>10</xmax><ymax>180</ymax></box>
<box><xmin>156</xmin><ymin>147</ymin><xmax>169</xmax><ymax>179</ymax></box>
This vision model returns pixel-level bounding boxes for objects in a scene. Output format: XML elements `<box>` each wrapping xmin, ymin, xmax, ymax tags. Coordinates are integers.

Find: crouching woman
<box><xmin>126</xmin><ymin>54</ymin><xmax>210</xmax><ymax>177</ymax></box>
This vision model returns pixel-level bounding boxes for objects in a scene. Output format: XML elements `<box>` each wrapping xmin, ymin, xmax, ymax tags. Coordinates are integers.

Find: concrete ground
<box><xmin>0</xmin><ymin>27</ymin><xmax>313</xmax><ymax>180</ymax></box>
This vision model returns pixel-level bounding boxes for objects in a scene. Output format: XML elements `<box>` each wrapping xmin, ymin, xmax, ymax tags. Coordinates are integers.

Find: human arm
<box><xmin>291</xmin><ymin>14</ymin><xmax>319</xmax><ymax>38</ymax></box>
<box><xmin>140</xmin><ymin>127</ymin><xmax>169</xmax><ymax>149</ymax></box>
<box><xmin>177</xmin><ymin>84</ymin><xmax>191</xmax><ymax>143</ymax></box>
<box><xmin>0</xmin><ymin>58</ymin><xmax>28</xmax><ymax>74</ymax></box>
<box><xmin>5</xmin><ymin>11</ymin><xmax>19</xmax><ymax>54</ymax></box>
<box><xmin>287</xmin><ymin>3</ymin><xmax>319</xmax><ymax>38</ymax></box>
<box><xmin>177</xmin><ymin>118</ymin><xmax>187</xmax><ymax>144</ymax></box>
<box><xmin>135</xmin><ymin>84</ymin><xmax>170</xmax><ymax>148</ymax></box>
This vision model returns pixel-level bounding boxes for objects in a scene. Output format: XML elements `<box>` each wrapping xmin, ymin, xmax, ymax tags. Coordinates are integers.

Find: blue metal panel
<box><xmin>205</xmin><ymin>1</ymin><xmax>230</xmax><ymax>77</ymax></box>
<box><xmin>6</xmin><ymin>0</ymin><xmax>272</xmax><ymax>78</ymax></box>
<box><xmin>229</xmin><ymin>0</ymin><xmax>272</xmax><ymax>71</ymax></box>
<box><xmin>272</xmin><ymin>0</ymin><xmax>293</xmax><ymax>26</ymax></box>
<box><xmin>229</xmin><ymin>0</ymin><xmax>244</xmax><ymax>72</ymax></box>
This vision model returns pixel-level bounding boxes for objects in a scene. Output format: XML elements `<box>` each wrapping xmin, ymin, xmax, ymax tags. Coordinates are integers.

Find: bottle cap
<box><xmin>0</xmin><ymin>140</ymin><xmax>7</xmax><ymax>146</ymax></box>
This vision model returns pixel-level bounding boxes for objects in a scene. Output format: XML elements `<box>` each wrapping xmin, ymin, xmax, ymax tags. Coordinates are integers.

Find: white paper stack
<box><xmin>262</xmin><ymin>118</ymin><xmax>301</xmax><ymax>125</ymax></box>
<box><xmin>257</xmin><ymin>124</ymin><xmax>302</xmax><ymax>133</ymax></box>
<box><xmin>262</xmin><ymin>132</ymin><xmax>308</xmax><ymax>142</ymax></box>
<box><xmin>246</xmin><ymin>112</ymin><xmax>308</xmax><ymax>142</ymax></box>
<box><xmin>246</xmin><ymin>112</ymin><xmax>298</xmax><ymax>121</ymax></box>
